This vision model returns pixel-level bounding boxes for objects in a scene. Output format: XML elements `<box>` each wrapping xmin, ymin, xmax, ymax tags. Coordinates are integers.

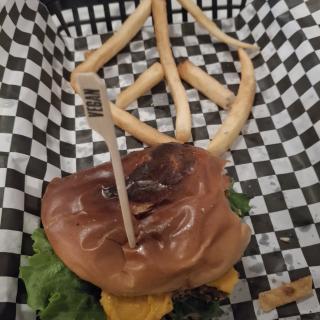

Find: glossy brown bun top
<box><xmin>42</xmin><ymin>143</ymin><xmax>251</xmax><ymax>296</ymax></box>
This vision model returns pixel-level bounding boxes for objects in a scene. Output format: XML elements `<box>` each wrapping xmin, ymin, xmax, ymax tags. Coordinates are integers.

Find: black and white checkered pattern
<box><xmin>1</xmin><ymin>0</ymin><xmax>320</xmax><ymax>319</ymax></box>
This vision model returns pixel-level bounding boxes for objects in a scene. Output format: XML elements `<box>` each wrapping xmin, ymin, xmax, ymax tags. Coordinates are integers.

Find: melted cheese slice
<box><xmin>207</xmin><ymin>268</ymin><xmax>239</xmax><ymax>294</ymax></box>
<box><xmin>100</xmin><ymin>268</ymin><xmax>239</xmax><ymax>320</ymax></box>
<box><xmin>100</xmin><ymin>292</ymin><xmax>173</xmax><ymax>320</ymax></box>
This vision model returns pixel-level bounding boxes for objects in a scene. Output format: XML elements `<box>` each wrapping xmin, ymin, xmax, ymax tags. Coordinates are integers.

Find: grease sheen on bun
<box><xmin>42</xmin><ymin>143</ymin><xmax>251</xmax><ymax>296</ymax></box>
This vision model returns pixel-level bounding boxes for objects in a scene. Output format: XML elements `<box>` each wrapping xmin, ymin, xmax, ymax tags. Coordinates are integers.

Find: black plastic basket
<box><xmin>2</xmin><ymin>1</ymin><xmax>320</xmax><ymax>320</ymax></box>
<box><xmin>40</xmin><ymin>0</ymin><xmax>249</xmax><ymax>37</ymax></box>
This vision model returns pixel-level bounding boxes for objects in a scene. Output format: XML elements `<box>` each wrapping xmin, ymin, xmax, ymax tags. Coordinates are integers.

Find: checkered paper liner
<box><xmin>0</xmin><ymin>0</ymin><xmax>320</xmax><ymax>319</ymax></box>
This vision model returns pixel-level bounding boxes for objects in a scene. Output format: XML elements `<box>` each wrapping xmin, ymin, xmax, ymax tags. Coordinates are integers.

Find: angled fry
<box><xmin>177</xmin><ymin>0</ymin><xmax>258</xmax><ymax>50</ymax></box>
<box><xmin>71</xmin><ymin>0</ymin><xmax>152</xmax><ymax>92</ymax></box>
<box><xmin>109</xmin><ymin>101</ymin><xmax>178</xmax><ymax>146</ymax></box>
<box><xmin>152</xmin><ymin>0</ymin><xmax>191</xmax><ymax>142</ymax></box>
<box><xmin>259</xmin><ymin>276</ymin><xmax>313</xmax><ymax>312</ymax></box>
<box><xmin>116</xmin><ymin>62</ymin><xmax>164</xmax><ymax>109</ymax></box>
<box><xmin>178</xmin><ymin>59</ymin><xmax>235</xmax><ymax>110</ymax></box>
<box><xmin>207</xmin><ymin>49</ymin><xmax>256</xmax><ymax>156</ymax></box>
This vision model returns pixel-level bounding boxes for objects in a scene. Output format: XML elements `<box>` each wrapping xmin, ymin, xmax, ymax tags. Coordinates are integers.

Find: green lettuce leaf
<box><xmin>19</xmin><ymin>228</ymin><xmax>105</xmax><ymax>320</ymax></box>
<box><xmin>227</xmin><ymin>186</ymin><xmax>251</xmax><ymax>218</ymax></box>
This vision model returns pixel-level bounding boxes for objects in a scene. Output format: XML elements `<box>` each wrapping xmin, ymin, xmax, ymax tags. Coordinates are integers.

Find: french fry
<box><xmin>116</xmin><ymin>62</ymin><xmax>164</xmax><ymax>109</ymax></box>
<box><xmin>152</xmin><ymin>0</ymin><xmax>191</xmax><ymax>143</ymax></box>
<box><xmin>109</xmin><ymin>101</ymin><xmax>178</xmax><ymax>146</ymax></box>
<box><xmin>177</xmin><ymin>0</ymin><xmax>258</xmax><ymax>50</ymax></box>
<box><xmin>207</xmin><ymin>49</ymin><xmax>255</xmax><ymax>156</ymax></box>
<box><xmin>71</xmin><ymin>0</ymin><xmax>152</xmax><ymax>92</ymax></box>
<box><xmin>259</xmin><ymin>276</ymin><xmax>313</xmax><ymax>312</ymax></box>
<box><xmin>84</xmin><ymin>50</ymin><xmax>96</xmax><ymax>59</ymax></box>
<box><xmin>177</xmin><ymin>59</ymin><xmax>235</xmax><ymax>110</ymax></box>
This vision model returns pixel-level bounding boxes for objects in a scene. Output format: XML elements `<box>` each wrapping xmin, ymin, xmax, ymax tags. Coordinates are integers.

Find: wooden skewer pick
<box><xmin>75</xmin><ymin>72</ymin><xmax>136</xmax><ymax>248</ymax></box>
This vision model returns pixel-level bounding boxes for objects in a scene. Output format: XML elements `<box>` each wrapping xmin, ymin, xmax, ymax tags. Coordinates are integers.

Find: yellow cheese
<box><xmin>100</xmin><ymin>268</ymin><xmax>238</xmax><ymax>320</ymax></box>
<box><xmin>207</xmin><ymin>268</ymin><xmax>239</xmax><ymax>294</ymax></box>
<box><xmin>100</xmin><ymin>291</ymin><xmax>173</xmax><ymax>320</ymax></box>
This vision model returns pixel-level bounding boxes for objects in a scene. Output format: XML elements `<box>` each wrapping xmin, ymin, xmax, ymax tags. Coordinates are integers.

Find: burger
<box><xmin>20</xmin><ymin>142</ymin><xmax>251</xmax><ymax>320</ymax></box>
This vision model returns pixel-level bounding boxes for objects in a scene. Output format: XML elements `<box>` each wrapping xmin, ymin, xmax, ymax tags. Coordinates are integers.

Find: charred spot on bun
<box><xmin>40</xmin><ymin>143</ymin><xmax>251</xmax><ymax>319</ymax></box>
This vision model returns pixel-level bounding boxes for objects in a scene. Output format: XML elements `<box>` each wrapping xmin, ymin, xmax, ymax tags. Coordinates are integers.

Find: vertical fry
<box><xmin>152</xmin><ymin>0</ymin><xmax>192</xmax><ymax>142</ymax></box>
<box><xmin>116</xmin><ymin>62</ymin><xmax>164</xmax><ymax>109</ymax></box>
<box><xmin>178</xmin><ymin>59</ymin><xmax>235</xmax><ymax>110</ymax></box>
<box><xmin>71</xmin><ymin>0</ymin><xmax>152</xmax><ymax>92</ymax></box>
<box><xmin>207</xmin><ymin>49</ymin><xmax>256</xmax><ymax>156</ymax></box>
